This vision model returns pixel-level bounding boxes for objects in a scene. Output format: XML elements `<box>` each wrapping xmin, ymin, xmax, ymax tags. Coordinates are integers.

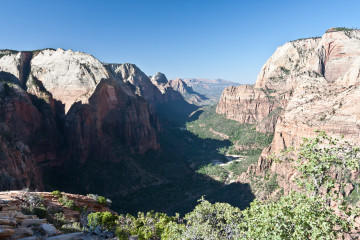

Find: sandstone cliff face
<box><xmin>0</xmin><ymin>49</ymin><xmax>160</xmax><ymax>189</ymax></box>
<box><xmin>218</xmin><ymin>29</ymin><xmax>360</xmax><ymax>143</ymax></box>
<box><xmin>216</xmin><ymin>85</ymin><xmax>282</xmax><ymax>132</ymax></box>
<box><xmin>150</xmin><ymin>73</ymin><xmax>185</xmax><ymax>102</ymax></box>
<box><xmin>219</xmin><ymin>29</ymin><xmax>360</xmax><ymax>194</ymax></box>
<box><xmin>109</xmin><ymin>63</ymin><xmax>165</xmax><ymax>104</ymax></box>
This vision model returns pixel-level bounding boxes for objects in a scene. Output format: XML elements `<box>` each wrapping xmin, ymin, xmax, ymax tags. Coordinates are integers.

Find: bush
<box><xmin>87</xmin><ymin>211</ymin><xmax>118</xmax><ymax>233</ymax></box>
<box><xmin>51</xmin><ymin>190</ymin><xmax>62</xmax><ymax>198</ymax></box>
<box><xmin>33</xmin><ymin>206</ymin><xmax>49</xmax><ymax>219</ymax></box>
<box><xmin>58</xmin><ymin>195</ymin><xmax>78</xmax><ymax>211</ymax></box>
<box><xmin>241</xmin><ymin>192</ymin><xmax>351</xmax><ymax>239</ymax></box>
<box><xmin>180</xmin><ymin>197</ymin><xmax>243</xmax><ymax>239</ymax></box>
<box><xmin>87</xmin><ymin>194</ymin><xmax>112</xmax><ymax>206</ymax></box>
<box><xmin>97</xmin><ymin>196</ymin><xmax>107</xmax><ymax>205</ymax></box>
<box><xmin>115</xmin><ymin>211</ymin><xmax>178</xmax><ymax>240</ymax></box>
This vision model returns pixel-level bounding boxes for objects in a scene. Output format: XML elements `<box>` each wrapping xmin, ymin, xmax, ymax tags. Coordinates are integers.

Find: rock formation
<box><xmin>0</xmin><ymin>49</ymin><xmax>161</xmax><ymax>190</ymax></box>
<box><xmin>182</xmin><ymin>78</ymin><xmax>239</xmax><ymax>104</ymax></box>
<box><xmin>0</xmin><ymin>190</ymin><xmax>111</xmax><ymax>239</ymax></box>
<box><xmin>168</xmin><ymin>78</ymin><xmax>208</xmax><ymax>105</ymax></box>
<box><xmin>217</xmin><ymin>28</ymin><xmax>360</xmax><ymax>193</ymax></box>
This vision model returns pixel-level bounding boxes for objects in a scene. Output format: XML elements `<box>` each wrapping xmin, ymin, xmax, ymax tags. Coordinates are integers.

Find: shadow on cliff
<box><xmin>0</xmin><ymin>71</ymin><xmax>21</xmax><ymax>85</ymax></box>
<box><xmin>43</xmin><ymin>125</ymin><xmax>255</xmax><ymax>216</ymax></box>
<box><xmin>155</xmin><ymin>100</ymin><xmax>200</xmax><ymax>126</ymax></box>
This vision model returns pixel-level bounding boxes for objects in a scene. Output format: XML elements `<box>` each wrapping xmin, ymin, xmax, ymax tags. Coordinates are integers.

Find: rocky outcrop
<box><xmin>218</xmin><ymin>29</ymin><xmax>360</xmax><ymax>142</ymax></box>
<box><xmin>0</xmin><ymin>191</ymin><xmax>112</xmax><ymax>239</ymax></box>
<box><xmin>0</xmin><ymin>49</ymin><xmax>160</xmax><ymax>189</ymax></box>
<box><xmin>150</xmin><ymin>73</ymin><xmax>185</xmax><ymax>102</ymax></box>
<box><xmin>216</xmin><ymin>85</ymin><xmax>282</xmax><ymax>132</ymax></box>
<box><xmin>169</xmin><ymin>78</ymin><xmax>208</xmax><ymax>105</ymax></box>
<box><xmin>220</xmin><ymin>29</ymin><xmax>360</xmax><ymax>195</ymax></box>
<box><xmin>108</xmin><ymin>63</ymin><xmax>165</xmax><ymax>104</ymax></box>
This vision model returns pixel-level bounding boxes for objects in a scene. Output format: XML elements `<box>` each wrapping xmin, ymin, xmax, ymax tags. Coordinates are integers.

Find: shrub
<box><xmin>51</xmin><ymin>190</ymin><xmax>62</xmax><ymax>198</ymax></box>
<box><xmin>87</xmin><ymin>194</ymin><xmax>112</xmax><ymax>206</ymax></box>
<box><xmin>49</xmin><ymin>212</ymin><xmax>67</xmax><ymax>229</ymax></box>
<box><xmin>115</xmin><ymin>211</ymin><xmax>178</xmax><ymax>240</ymax></box>
<box><xmin>87</xmin><ymin>211</ymin><xmax>118</xmax><ymax>233</ymax></box>
<box><xmin>180</xmin><ymin>197</ymin><xmax>243</xmax><ymax>239</ymax></box>
<box><xmin>97</xmin><ymin>196</ymin><xmax>107</xmax><ymax>205</ymax></box>
<box><xmin>32</xmin><ymin>206</ymin><xmax>49</xmax><ymax>219</ymax></box>
<box><xmin>241</xmin><ymin>192</ymin><xmax>351</xmax><ymax>239</ymax></box>
<box><xmin>25</xmin><ymin>192</ymin><xmax>44</xmax><ymax>207</ymax></box>
<box><xmin>58</xmin><ymin>195</ymin><xmax>78</xmax><ymax>211</ymax></box>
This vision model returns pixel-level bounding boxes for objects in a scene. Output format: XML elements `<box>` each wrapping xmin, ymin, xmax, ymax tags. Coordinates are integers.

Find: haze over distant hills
<box><xmin>181</xmin><ymin>78</ymin><xmax>240</xmax><ymax>103</ymax></box>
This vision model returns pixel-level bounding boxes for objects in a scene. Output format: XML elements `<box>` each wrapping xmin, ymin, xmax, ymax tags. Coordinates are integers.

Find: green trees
<box><xmin>241</xmin><ymin>192</ymin><xmax>349</xmax><ymax>239</ymax></box>
<box><xmin>162</xmin><ymin>194</ymin><xmax>350</xmax><ymax>240</ymax></box>
<box><xmin>87</xmin><ymin>211</ymin><xmax>119</xmax><ymax>233</ymax></box>
<box><xmin>275</xmin><ymin>130</ymin><xmax>360</xmax><ymax>200</ymax></box>
<box><xmin>83</xmin><ymin>131</ymin><xmax>359</xmax><ymax>239</ymax></box>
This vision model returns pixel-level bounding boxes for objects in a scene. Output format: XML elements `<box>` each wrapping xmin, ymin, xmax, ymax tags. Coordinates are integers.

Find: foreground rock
<box><xmin>0</xmin><ymin>191</ymin><xmax>112</xmax><ymax>239</ymax></box>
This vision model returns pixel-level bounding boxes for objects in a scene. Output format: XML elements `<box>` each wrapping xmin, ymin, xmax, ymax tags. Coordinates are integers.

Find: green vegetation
<box><xmin>21</xmin><ymin>192</ymin><xmax>49</xmax><ymax>219</ymax></box>
<box><xmin>97</xmin><ymin>196</ymin><xmax>107</xmax><ymax>205</ymax></box>
<box><xmin>51</xmin><ymin>190</ymin><xmax>62</xmax><ymax>198</ymax></box>
<box><xmin>116</xmin><ymin>212</ymin><xmax>178</xmax><ymax>240</ymax></box>
<box><xmin>241</xmin><ymin>192</ymin><xmax>350</xmax><ymax>239</ymax></box>
<box><xmin>223</xmin><ymin>150</ymin><xmax>262</xmax><ymax>176</ymax></box>
<box><xmin>328</xmin><ymin>27</ymin><xmax>356</xmax><ymax>32</ymax></box>
<box><xmin>87</xmin><ymin>194</ymin><xmax>112</xmax><ymax>206</ymax></box>
<box><xmin>280</xmin><ymin>66</ymin><xmax>290</xmax><ymax>75</ymax></box>
<box><xmin>196</xmin><ymin>164</ymin><xmax>229</xmax><ymax>182</ymax></box>
<box><xmin>84</xmin><ymin>193</ymin><xmax>352</xmax><ymax>239</ymax></box>
<box><xmin>290</xmin><ymin>36</ymin><xmax>321</xmax><ymax>42</ymax></box>
<box><xmin>87</xmin><ymin>211</ymin><xmax>119</xmax><ymax>232</ymax></box>
<box><xmin>58</xmin><ymin>195</ymin><xmax>79</xmax><ymax>211</ymax></box>
<box><xmin>186</xmin><ymin>105</ymin><xmax>273</xmax><ymax>149</ymax></box>
<box><xmin>274</xmin><ymin>131</ymin><xmax>360</xmax><ymax>200</ymax></box>
<box><xmin>186</xmin><ymin>105</ymin><xmax>273</xmax><ymax>182</ymax></box>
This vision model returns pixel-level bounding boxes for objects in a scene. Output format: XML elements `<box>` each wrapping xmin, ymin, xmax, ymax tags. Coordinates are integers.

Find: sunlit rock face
<box><xmin>218</xmin><ymin>29</ymin><xmax>360</xmax><ymax>145</ymax></box>
<box><xmin>217</xmin><ymin>29</ymin><xmax>360</xmax><ymax>194</ymax></box>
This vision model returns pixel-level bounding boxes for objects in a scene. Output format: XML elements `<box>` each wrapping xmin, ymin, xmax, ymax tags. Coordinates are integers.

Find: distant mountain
<box><xmin>168</xmin><ymin>78</ymin><xmax>208</xmax><ymax>105</ymax></box>
<box><xmin>181</xmin><ymin>78</ymin><xmax>240</xmax><ymax>103</ymax></box>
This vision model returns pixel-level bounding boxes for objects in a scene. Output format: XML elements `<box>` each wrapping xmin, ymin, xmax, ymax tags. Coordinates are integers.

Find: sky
<box><xmin>1</xmin><ymin>0</ymin><xmax>360</xmax><ymax>83</ymax></box>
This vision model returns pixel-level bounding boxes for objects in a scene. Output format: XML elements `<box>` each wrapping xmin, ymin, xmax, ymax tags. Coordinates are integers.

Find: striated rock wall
<box><xmin>216</xmin><ymin>85</ymin><xmax>283</xmax><ymax>132</ymax></box>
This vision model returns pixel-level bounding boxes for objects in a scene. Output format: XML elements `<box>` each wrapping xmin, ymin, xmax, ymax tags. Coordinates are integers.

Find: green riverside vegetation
<box><xmin>186</xmin><ymin>105</ymin><xmax>273</xmax><ymax>182</ymax></box>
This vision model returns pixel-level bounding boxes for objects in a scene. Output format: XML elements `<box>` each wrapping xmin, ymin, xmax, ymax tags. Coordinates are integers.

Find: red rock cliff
<box><xmin>0</xmin><ymin>49</ymin><xmax>160</xmax><ymax>190</ymax></box>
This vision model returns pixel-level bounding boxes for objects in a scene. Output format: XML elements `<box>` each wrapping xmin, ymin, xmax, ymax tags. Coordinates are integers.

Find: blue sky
<box><xmin>1</xmin><ymin>0</ymin><xmax>360</xmax><ymax>83</ymax></box>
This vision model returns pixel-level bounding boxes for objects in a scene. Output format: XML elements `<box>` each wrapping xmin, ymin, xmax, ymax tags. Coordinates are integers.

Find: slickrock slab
<box><xmin>17</xmin><ymin>237</ymin><xmax>39</xmax><ymax>240</ymax></box>
<box><xmin>20</xmin><ymin>219</ymin><xmax>45</xmax><ymax>227</ymax></box>
<box><xmin>11</xmin><ymin>227</ymin><xmax>34</xmax><ymax>239</ymax></box>
<box><xmin>0</xmin><ymin>228</ymin><xmax>15</xmax><ymax>237</ymax></box>
<box><xmin>0</xmin><ymin>218</ymin><xmax>17</xmax><ymax>225</ymax></box>
<box><xmin>0</xmin><ymin>211</ymin><xmax>27</xmax><ymax>220</ymax></box>
<box><xmin>46</xmin><ymin>232</ymin><xmax>85</xmax><ymax>240</ymax></box>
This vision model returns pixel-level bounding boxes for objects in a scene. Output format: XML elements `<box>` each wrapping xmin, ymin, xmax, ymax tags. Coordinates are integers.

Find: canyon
<box><xmin>0</xmin><ymin>48</ymin><xmax>202</xmax><ymax>192</ymax></box>
<box><xmin>1</xmin><ymin>27</ymin><xmax>360</xmax><ymax>230</ymax></box>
